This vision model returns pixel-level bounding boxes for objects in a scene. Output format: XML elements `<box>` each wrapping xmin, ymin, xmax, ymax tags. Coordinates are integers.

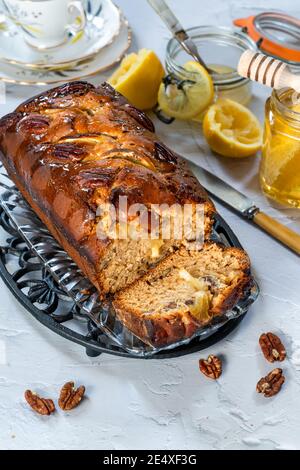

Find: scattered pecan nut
<box><xmin>24</xmin><ymin>390</ymin><xmax>55</xmax><ymax>416</ymax></box>
<box><xmin>256</xmin><ymin>368</ymin><xmax>285</xmax><ymax>398</ymax></box>
<box><xmin>199</xmin><ymin>355</ymin><xmax>222</xmax><ymax>379</ymax></box>
<box><xmin>259</xmin><ymin>332</ymin><xmax>286</xmax><ymax>363</ymax></box>
<box><xmin>58</xmin><ymin>381</ymin><xmax>85</xmax><ymax>411</ymax></box>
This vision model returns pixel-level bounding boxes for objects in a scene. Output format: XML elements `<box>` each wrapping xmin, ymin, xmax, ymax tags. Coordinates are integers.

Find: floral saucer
<box><xmin>0</xmin><ymin>0</ymin><xmax>121</xmax><ymax>68</ymax></box>
<box><xmin>0</xmin><ymin>17</ymin><xmax>131</xmax><ymax>85</ymax></box>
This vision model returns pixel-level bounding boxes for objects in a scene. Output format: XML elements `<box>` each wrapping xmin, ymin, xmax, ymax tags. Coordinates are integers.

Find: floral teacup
<box><xmin>1</xmin><ymin>0</ymin><xmax>87</xmax><ymax>49</ymax></box>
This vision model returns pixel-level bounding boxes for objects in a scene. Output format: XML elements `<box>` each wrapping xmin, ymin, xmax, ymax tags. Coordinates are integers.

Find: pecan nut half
<box><xmin>259</xmin><ymin>332</ymin><xmax>286</xmax><ymax>363</ymax></box>
<box><xmin>256</xmin><ymin>368</ymin><xmax>285</xmax><ymax>398</ymax></box>
<box><xmin>199</xmin><ymin>355</ymin><xmax>222</xmax><ymax>379</ymax></box>
<box><xmin>58</xmin><ymin>381</ymin><xmax>85</xmax><ymax>411</ymax></box>
<box><xmin>24</xmin><ymin>390</ymin><xmax>55</xmax><ymax>416</ymax></box>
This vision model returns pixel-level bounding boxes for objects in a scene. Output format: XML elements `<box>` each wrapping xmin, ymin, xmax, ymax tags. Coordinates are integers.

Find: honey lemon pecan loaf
<box><xmin>113</xmin><ymin>243</ymin><xmax>251</xmax><ymax>346</ymax></box>
<box><xmin>0</xmin><ymin>81</ymin><xmax>215</xmax><ymax>296</ymax></box>
<box><xmin>0</xmin><ymin>81</ymin><xmax>253</xmax><ymax>346</ymax></box>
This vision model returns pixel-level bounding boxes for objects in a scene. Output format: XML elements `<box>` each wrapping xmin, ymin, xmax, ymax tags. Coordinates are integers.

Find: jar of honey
<box><xmin>261</xmin><ymin>89</ymin><xmax>300</xmax><ymax>208</ymax></box>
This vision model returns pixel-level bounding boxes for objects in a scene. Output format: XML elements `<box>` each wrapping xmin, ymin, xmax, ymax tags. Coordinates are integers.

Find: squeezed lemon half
<box><xmin>203</xmin><ymin>99</ymin><xmax>262</xmax><ymax>158</ymax></box>
<box><xmin>157</xmin><ymin>61</ymin><xmax>214</xmax><ymax>120</ymax></box>
<box><xmin>108</xmin><ymin>49</ymin><xmax>164</xmax><ymax>110</ymax></box>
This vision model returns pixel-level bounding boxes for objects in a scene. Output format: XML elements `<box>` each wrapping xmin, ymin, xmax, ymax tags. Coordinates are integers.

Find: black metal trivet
<box><xmin>0</xmin><ymin>202</ymin><xmax>257</xmax><ymax>359</ymax></box>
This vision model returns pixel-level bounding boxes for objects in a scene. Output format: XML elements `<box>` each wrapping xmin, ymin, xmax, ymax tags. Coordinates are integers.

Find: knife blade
<box><xmin>187</xmin><ymin>159</ymin><xmax>300</xmax><ymax>255</ymax></box>
<box><xmin>187</xmin><ymin>160</ymin><xmax>258</xmax><ymax>218</ymax></box>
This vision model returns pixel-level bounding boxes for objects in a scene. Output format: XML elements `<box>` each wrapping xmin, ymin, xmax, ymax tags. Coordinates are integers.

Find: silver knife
<box><xmin>147</xmin><ymin>0</ymin><xmax>211</xmax><ymax>72</ymax></box>
<box><xmin>188</xmin><ymin>160</ymin><xmax>300</xmax><ymax>255</ymax></box>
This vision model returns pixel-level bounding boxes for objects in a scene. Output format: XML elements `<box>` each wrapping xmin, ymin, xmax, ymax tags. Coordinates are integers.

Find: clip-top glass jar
<box><xmin>260</xmin><ymin>88</ymin><xmax>300</xmax><ymax>208</ymax></box>
<box><xmin>165</xmin><ymin>25</ymin><xmax>257</xmax><ymax>111</ymax></box>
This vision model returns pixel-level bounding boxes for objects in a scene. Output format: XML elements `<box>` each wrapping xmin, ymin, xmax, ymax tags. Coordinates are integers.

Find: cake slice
<box><xmin>113</xmin><ymin>242</ymin><xmax>252</xmax><ymax>346</ymax></box>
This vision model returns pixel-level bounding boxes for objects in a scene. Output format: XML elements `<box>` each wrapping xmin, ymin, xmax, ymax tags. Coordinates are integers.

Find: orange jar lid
<box><xmin>234</xmin><ymin>12</ymin><xmax>300</xmax><ymax>64</ymax></box>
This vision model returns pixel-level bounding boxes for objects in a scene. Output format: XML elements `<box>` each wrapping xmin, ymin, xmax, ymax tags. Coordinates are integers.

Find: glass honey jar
<box><xmin>260</xmin><ymin>88</ymin><xmax>300</xmax><ymax>208</ymax></box>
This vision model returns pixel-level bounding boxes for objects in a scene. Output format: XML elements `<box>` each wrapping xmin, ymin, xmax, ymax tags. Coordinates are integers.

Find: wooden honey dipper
<box><xmin>238</xmin><ymin>50</ymin><xmax>300</xmax><ymax>93</ymax></box>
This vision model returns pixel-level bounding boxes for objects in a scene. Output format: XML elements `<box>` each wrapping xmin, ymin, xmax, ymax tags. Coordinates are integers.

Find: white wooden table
<box><xmin>0</xmin><ymin>0</ymin><xmax>300</xmax><ymax>450</ymax></box>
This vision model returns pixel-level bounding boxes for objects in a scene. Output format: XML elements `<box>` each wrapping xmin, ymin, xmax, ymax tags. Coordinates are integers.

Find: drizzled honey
<box><xmin>260</xmin><ymin>89</ymin><xmax>300</xmax><ymax>208</ymax></box>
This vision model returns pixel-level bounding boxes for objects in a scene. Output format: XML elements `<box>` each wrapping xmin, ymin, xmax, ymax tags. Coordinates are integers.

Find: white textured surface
<box><xmin>0</xmin><ymin>0</ymin><xmax>300</xmax><ymax>451</ymax></box>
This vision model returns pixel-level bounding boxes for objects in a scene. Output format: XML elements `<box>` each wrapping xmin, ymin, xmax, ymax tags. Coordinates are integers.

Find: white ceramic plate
<box><xmin>0</xmin><ymin>18</ymin><xmax>131</xmax><ymax>85</ymax></box>
<box><xmin>0</xmin><ymin>0</ymin><xmax>121</xmax><ymax>68</ymax></box>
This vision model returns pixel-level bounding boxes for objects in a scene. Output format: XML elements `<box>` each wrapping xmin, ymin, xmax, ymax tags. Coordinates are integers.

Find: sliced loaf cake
<box><xmin>113</xmin><ymin>242</ymin><xmax>251</xmax><ymax>346</ymax></box>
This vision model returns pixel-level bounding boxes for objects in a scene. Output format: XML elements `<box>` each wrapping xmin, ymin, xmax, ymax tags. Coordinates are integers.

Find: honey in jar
<box><xmin>261</xmin><ymin>88</ymin><xmax>300</xmax><ymax>208</ymax></box>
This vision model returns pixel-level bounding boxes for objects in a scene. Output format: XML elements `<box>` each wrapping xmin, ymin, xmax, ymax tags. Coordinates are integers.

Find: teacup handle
<box><xmin>67</xmin><ymin>0</ymin><xmax>87</xmax><ymax>33</ymax></box>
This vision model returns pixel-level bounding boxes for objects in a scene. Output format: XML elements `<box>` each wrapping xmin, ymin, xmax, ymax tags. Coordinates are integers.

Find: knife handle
<box><xmin>253</xmin><ymin>211</ymin><xmax>300</xmax><ymax>255</ymax></box>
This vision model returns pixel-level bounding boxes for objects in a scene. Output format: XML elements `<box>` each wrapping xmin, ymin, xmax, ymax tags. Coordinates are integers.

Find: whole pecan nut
<box><xmin>24</xmin><ymin>390</ymin><xmax>55</xmax><ymax>416</ymax></box>
<box><xmin>124</xmin><ymin>104</ymin><xmax>155</xmax><ymax>133</ymax></box>
<box><xmin>154</xmin><ymin>142</ymin><xmax>177</xmax><ymax>165</ymax></box>
<box><xmin>53</xmin><ymin>143</ymin><xmax>86</xmax><ymax>160</ymax></box>
<box><xmin>199</xmin><ymin>355</ymin><xmax>222</xmax><ymax>379</ymax></box>
<box><xmin>54</xmin><ymin>81</ymin><xmax>94</xmax><ymax>98</ymax></box>
<box><xmin>259</xmin><ymin>332</ymin><xmax>286</xmax><ymax>363</ymax></box>
<box><xmin>17</xmin><ymin>114</ymin><xmax>50</xmax><ymax>135</ymax></box>
<box><xmin>58</xmin><ymin>381</ymin><xmax>85</xmax><ymax>411</ymax></box>
<box><xmin>256</xmin><ymin>368</ymin><xmax>285</xmax><ymax>398</ymax></box>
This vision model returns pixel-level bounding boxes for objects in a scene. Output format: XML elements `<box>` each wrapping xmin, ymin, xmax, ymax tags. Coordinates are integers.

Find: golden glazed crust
<box><xmin>0</xmin><ymin>81</ymin><xmax>215</xmax><ymax>296</ymax></box>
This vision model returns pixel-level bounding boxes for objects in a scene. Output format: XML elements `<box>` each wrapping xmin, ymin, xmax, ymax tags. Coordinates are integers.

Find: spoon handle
<box><xmin>147</xmin><ymin>0</ymin><xmax>211</xmax><ymax>72</ymax></box>
<box><xmin>147</xmin><ymin>0</ymin><xmax>185</xmax><ymax>35</ymax></box>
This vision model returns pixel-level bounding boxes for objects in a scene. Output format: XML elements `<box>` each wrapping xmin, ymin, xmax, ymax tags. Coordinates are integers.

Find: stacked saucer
<box><xmin>0</xmin><ymin>0</ymin><xmax>131</xmax><ymax>85</ymax></box>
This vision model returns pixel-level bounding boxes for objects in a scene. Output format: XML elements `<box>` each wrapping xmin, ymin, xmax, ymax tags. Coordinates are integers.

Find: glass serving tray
<box><xmin>0</xmin><ymin>164</ymin><xmax>259</xmax><ymax>358</ymax></box>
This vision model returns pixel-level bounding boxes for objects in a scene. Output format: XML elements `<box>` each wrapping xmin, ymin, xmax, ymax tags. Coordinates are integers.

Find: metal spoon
<box><xmin>147</xmin><ymin>0</ymin><xmax>213</xmax><ymax>74</ymax></box>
